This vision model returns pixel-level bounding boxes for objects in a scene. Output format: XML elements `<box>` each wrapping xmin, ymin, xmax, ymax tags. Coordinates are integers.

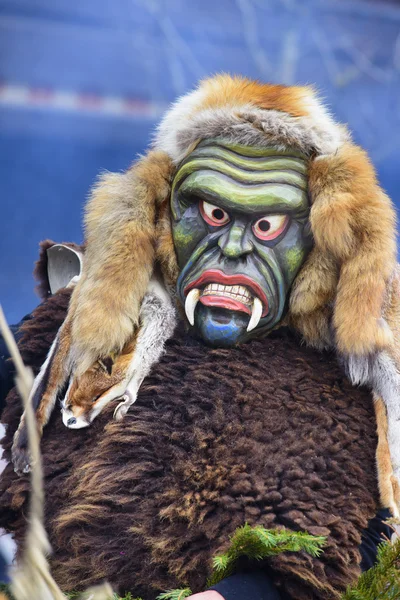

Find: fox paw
<box><xmin>12</xmin><ymin>444</ymin><xmax>32</xmax><ymax>476</ymax></box>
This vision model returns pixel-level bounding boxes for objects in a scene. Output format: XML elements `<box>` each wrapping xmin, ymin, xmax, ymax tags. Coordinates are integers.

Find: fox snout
<box><xmin>61</xmin><ymin>406</ymin><xmax>90</xmax><ymax>429</ymax></box>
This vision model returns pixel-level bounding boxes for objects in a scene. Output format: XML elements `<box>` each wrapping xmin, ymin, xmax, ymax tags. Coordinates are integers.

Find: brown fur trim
<box><xmin>0</xmin><ymin>292</ymin><xmax>379</xmax><ymax>600</ymax></box>
<box><xmin>292</xmin><ymin>143</ymin><xmax>397</xmax><ymax>355</ymax></box>
<box><xmin>68</xmin><ymin>151</ymin><xmax>174</xmax><ymax>374</ymax></box>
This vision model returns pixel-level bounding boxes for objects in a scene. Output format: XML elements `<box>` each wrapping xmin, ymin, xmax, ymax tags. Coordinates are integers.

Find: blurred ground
<box><xmin>1</xmin><ymin>0</ymin><xmax>400</xmax><ymax>322</ymax></box>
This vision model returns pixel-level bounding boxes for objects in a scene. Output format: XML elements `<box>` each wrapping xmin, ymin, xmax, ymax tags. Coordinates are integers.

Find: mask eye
<box><xmin>253</xmin><ymin>214</ymin><xmax>289</xmax><ymax>241</ymax></box>
<box><xmin>200</xmin><ymin>200</ymin><xmax>230</xmax><ymax>227</ymax></box>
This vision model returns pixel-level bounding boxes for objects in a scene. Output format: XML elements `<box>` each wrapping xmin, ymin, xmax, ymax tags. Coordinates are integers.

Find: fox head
<box><xmin>61</xmin><ymin>342</ymin><xmax>136</xmax><ymax>429</ymax></box>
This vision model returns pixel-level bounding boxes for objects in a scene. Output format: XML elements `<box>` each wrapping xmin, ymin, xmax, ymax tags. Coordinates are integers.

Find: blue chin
<box><xmin>194</xmin><ymin>304</ymin><xmax>249</xmax><ymax>347</ymax></box>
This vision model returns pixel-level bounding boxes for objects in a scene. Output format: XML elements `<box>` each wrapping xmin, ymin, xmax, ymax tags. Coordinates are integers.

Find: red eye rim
<box><xmin>252</xmin><ymin>215</ymin><xmax>289</xmax><ymax>241</ymax></box>
<box><xmin>200</xmin><ymin>200</ymin><xmax>230</xmax><ymax>227</ymax></box>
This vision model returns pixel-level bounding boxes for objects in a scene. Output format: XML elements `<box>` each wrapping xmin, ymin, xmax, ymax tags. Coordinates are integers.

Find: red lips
<box><xmin>184</xmin><ymin>269</ymin><xmax>269</xmax><ymax>316</ymax></box>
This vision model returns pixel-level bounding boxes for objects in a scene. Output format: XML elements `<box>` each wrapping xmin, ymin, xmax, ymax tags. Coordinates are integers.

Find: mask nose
<box><xmin>218</xmin><ymin>219</ymin><xmax>253</xmax><ymax>259</ymax></box>
<box><xmin>67</xmin><ymin>417</ymin><xmax>76</xmax><ymax>426</ymax></box>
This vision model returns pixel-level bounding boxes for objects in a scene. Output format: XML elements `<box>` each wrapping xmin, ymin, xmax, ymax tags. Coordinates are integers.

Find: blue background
<box><xmin>1</xmin><ymin>0</ymin><xmax>400</xmax><ymax>322</ymax></box>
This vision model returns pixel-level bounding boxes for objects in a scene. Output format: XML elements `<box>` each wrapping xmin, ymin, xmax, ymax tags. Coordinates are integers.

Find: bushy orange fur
<box><xmin>198</xmin><ymin>74</ymin><xmax>311</xmax><ymax>116</ymax></box>
<box><xmin>290</xmin><ymin>143</ymin><xmax>397</xmax><ymax>355</ymax></box>
<box><xmin>68</xmin><ymin>151</ymin><xmax>174</xmax><ymax>375</ymax></box>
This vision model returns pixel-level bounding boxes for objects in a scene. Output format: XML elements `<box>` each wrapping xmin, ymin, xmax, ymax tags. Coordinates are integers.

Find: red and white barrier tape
<box><xmin>0</xmin><ymin>83</ymin><xmax>164</xmax><ymax>118</ymax></box>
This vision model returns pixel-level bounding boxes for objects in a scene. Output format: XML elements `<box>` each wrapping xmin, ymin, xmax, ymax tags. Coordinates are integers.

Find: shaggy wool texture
<box><xmin>0</xmin><ymin>290</ymin><xmax>379</xmax><ymax>600</ymax></box>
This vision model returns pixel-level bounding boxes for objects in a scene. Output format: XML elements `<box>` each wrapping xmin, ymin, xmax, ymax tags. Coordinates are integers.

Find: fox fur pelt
<box><xmin>67</xmin><ymin>74</ymin><xmax>396</xmax><ymax>372</ymax></box>
<box><xmin>0</xmin><ymin>287</ymin><xmax>379</xmax><ymax>600</ymax></box>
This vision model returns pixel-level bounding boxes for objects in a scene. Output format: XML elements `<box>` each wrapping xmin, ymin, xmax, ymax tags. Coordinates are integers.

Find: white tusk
<box><xmin>247</xmin><ymin>297</ymin><xmax>263</xmax><ymax>332</ymax></box>
<box><xmin>185</xmin><ymin>288</ymin><xmax>201</xmax><ymax>326</ymax></box>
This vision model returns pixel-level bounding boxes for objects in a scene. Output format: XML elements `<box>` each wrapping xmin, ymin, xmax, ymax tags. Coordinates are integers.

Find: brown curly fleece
<box><xmin>0</xmin><ymin>290</ymin><xmax>379</xmax><ymax>600</ymax></box>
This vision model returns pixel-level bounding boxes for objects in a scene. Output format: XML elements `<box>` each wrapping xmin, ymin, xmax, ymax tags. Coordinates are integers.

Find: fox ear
<box><xmin>290</xmin><ymin>142</ymin><xmax>397</xmax><ymax>356</ymax></box>
<box><xmin>98</xmin><ymin>356</ymin><xmax>114</xmax><ymax>376</ymax></box>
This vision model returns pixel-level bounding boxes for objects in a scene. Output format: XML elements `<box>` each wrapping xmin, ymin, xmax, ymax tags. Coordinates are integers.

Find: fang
<box><xmin>185</xmin><ymin>288</ymin><xmax>201</xmax><ymax>326</ymax></box>
<box><xmin>247</xmin><ymin>297</ymin><xmax>263</xmax><ymax>332</ymax></box>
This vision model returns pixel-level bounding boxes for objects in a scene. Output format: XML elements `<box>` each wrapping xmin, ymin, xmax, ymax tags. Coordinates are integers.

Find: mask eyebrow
<box><xmin>175</xmin><ymin>156</ymin><xmax>308</xmax><ymax>189</ymax></box>
<box><xmin>176</xmin><ymin>170</ymin><xmax>309</xmax><ymax>216</ymax></box>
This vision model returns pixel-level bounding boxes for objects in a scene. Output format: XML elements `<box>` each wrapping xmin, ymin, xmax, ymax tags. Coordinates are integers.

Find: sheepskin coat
<box><xmin>0</xmin><ymin>285</ymin><xmax>379</xmax><ymax>600</ymax></box>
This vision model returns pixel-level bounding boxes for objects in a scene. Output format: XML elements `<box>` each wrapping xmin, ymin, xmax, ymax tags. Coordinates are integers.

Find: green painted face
<box><xmin>171</xmin><ymin>139</ymin><xmax>313</xmax><ymax>346</ymax></box>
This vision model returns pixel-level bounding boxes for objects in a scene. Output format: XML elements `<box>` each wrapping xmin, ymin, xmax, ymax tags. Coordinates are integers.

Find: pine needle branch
<box><xmin>207</xmin><ymin>524</ymin><xmax>326</xmax><ymax>587</ymax></box>
<box><xmin>342</xmin><ymin>537</ymin><xmax>400</xmax><ymax>599</ymax></box>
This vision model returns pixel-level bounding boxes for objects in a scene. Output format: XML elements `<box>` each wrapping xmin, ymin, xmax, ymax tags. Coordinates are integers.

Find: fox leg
<box><xmin>374</xmin><ymin>396</ymin><xmax>400</xmax><ymax>518</ymax></box>
<box><xmin>346</xmin><ymin>351</ymin><xmax>400</xmax><ymax>517</ymax></box>
<box><xmin>113</xmin><ymin>276</ymin><xmax>176</xmax><ymax>421</ymax></box>
<box><xmin>68</xmin><ymin>152</ymin><xmax>173</xmax><ymax>376</ymax></box>
<box><xmin>12</xmin><ymin>319</ymin><xmax>72</xmax><ymax>474</ymax></box>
